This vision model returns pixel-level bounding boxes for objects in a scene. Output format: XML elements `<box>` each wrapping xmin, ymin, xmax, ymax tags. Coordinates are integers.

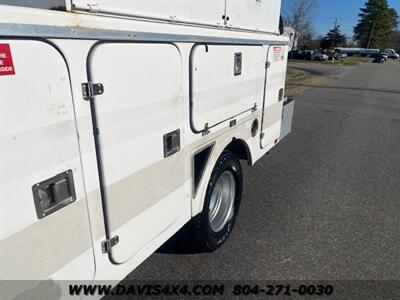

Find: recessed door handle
<box><xmin>32</xmin><ymin>170</ymin><xmax>76</xmax><ymax>219</ymax></box>
<box><xmin>163</xmin><ymin>129</ymin><xmax>180</xmax><ymax>158</ymax></box>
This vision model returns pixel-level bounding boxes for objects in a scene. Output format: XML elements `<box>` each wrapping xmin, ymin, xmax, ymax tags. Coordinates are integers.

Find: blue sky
<box><xmin>283</xmin><ymin>0</ymin><xmax>400</xmax><ymax>38</ymax></box>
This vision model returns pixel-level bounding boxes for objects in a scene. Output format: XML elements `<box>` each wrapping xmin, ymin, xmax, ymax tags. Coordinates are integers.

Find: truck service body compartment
<box><xmin>0</xmin><ymin>0</ymin><xmax>293</xmax><ymax>295</ymax></box>
<box><xmin>190</xmin><ymin>45</ymin><xmax>265</xmax><ymax>134</ymax></box>
<box><xmin>70</xmin><ymin>0</ymin><xmax>281</xmax><ymax>33</ymax></box>
<box><xmin>88</xmin><ymin>42</ymin><xmax>186</xmax><ymax>264</ymax></box>
<box><xmin>0</xmin><ymin>39</ymin><xmax>94</xmax><ymax>280</ymax></box>
<box><xmin>261</xmin><ymin>44</ymin><xmax>289</xmax><ymax>149</ymax></box>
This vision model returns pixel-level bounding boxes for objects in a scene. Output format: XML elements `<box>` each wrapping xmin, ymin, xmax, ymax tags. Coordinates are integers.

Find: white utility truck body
<box><xmin>0</xmin><ymin>1</ymin><xmax>293</xmax><ymax>298</ymax></box>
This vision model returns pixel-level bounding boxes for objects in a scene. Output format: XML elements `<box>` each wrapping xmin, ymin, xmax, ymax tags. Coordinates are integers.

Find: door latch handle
<box><xmin>32</xmin><ymin>170</ymin><xmax>76</xmax><ymax>219</ymax></box>
<box><xmin>163</xmin><ymin>129</ymin><xmax>180</xmax><ymax>158</ymax></box>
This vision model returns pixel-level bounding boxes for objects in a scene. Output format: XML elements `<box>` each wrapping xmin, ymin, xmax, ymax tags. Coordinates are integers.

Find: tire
<box><xmin>192</xmin><ymin>150</ymin><xmax>243</xmax><ymax>252</ymax></box>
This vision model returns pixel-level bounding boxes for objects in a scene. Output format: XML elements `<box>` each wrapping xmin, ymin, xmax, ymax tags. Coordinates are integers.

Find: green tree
<box><xmin>283</xmin><ymin>0</ymin><xmax>317</xmax><ymax>52</ymax></box>
<box><xmin>354</xmin><ymin>0</ymin><xmax>399</xmax><ymax>49</ymax></box>
<box><xmin>298</xmin><ymin>34</ymin><xmax>323</xmax><ymax>50</ymax></box>
<box><xmin>386</xmin><ymin>30</ymin><xmax>400</xmax><ymax>51</ymax></box>
<box><xmin>320</xmin><ymin>25</ymin><xmax>347</xmax><ymax>49</ymax></box>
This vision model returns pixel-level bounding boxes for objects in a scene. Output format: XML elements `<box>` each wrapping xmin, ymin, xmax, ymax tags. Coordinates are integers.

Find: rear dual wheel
<box><xmin>192</xmin><ymin>151</ymin><xmax>243</xmax><ymax>252</ymax></box>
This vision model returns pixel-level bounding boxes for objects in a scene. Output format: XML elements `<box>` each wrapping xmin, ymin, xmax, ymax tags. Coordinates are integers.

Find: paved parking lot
<box><xmin>124</xmin><ymin>60</ymin><xmax>400</xmax><ymax>281</ymax></box>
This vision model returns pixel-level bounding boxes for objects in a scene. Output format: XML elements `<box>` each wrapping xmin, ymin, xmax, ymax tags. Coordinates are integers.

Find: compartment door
<box><xmin>88</xmin><ymin>43</ymin><xmax>186</xmax><ymax>264</ymax></box>
<box><xmin>0</xmin><ymin>40</ymin><xmax>94</xmax><ymax>280</ymax></box>
<box><xmin>261</xmin><ymin>45</ymin><xmax>288</xmax><ymax>149</ymax></box>
<box><xmin>191</xmin><ymin>45</ymin><xmax>266</xmax><ymax>134</ymax></box>
<box><xmin>70</xmin><ymin>0</ymin><xmax>226</xmax><ymax>26</ymax></box>
<box><xmin>225</xmin><ymin>0</ymin><xmax>281</xmax><ymax>33</ymax></box>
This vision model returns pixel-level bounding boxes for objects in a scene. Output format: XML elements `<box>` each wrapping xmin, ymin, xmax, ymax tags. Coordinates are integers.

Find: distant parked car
<box><xmin>334</xmin><ymin>52</ymin><xmax>348</xmax><ymax>59</ymax></box>
<box><xmin>371</xmin><ymin>52</ymin><xmax>388</xmax><ymax>61</ymax></box>
<box><xmin>326</xmin><ymin>51</ymin><xmax>346</xmax><ymax>60</ymax></box>
<box><xmin>373</xmin><ymin>54</ymin><xmax>386</xmax><ymax>63</ymax></box>
<box><xmin>303</xmin><ymin>50</ymin><xmax>314</xmax><ymax>60</ymax></box>
<box><xmin>311</xmin><ymin>51</ymin><xmax>328</xmax><ymax>61</ymax></box>
<box><xmin>289</xmin><ymin>49</ymin><xmax>305</xmax><ymax>60</ymax></box>
<box><xmin>383</xmin><ymin>49</ymin><xmax>400</xmax><ymax>59</ymax></box>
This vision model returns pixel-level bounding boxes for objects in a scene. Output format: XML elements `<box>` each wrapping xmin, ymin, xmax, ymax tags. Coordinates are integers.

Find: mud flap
<box><xmin>280</xmin><ymin>97</ymin><xmax>295</xmax><ymax>140</ymax></box>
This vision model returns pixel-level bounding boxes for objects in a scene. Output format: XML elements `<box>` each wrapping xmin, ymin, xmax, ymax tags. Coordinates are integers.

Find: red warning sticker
<box><xmin>0</xmin><ymin>44</ymin><xmax>16</xmax><ymax>76</ymax></box>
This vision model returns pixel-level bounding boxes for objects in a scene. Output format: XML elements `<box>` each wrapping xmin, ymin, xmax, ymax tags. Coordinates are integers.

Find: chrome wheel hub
<box><xmin>208</xmin><ymin>171</ymin><xmax>236</xmax><ymax>232</ymax></box>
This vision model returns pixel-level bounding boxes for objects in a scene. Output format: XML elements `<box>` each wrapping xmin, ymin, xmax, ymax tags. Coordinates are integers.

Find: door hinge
<box><xmin>202</xmin><ymin>123</ymin><xmax>210</xmax><ymax>136</ymax></box>
<box><xmin>101</xmin><ymin>235</ymin><xmax>119</xmax><ymax>253</ymax></box>
<box><xmin>265</xmin><ymin>61</ymin><xmax>271</xmax><ymax>69</ymax></box>
<box><xmin>82</xmin><ymin>82</ymin><xmax>104</xmax><ymax>101</ymax></box>
<box><xmin>87</xmin><ymin>4</ymin><xmax>100</xmax><ymax>13</ymax></box>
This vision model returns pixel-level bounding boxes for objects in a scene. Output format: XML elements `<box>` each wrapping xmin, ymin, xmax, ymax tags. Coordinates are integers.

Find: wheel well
<box><xmin>225</xmin><ymin>138</ymin><xmax>252</xmax><ymax>165</ymax></box>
